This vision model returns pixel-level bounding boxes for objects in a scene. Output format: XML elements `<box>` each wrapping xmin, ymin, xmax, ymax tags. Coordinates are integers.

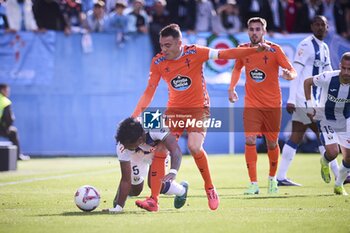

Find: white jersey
<box><xmin>116</xmin><ymin>129</ymin><xmax>170</xmax><ymax>185</ymax></box>
<box><xmin>116</xmin><ymin>129</ymin><xmax>169</xmax><ymax>162</ymax></box>
<box><xmin>313</xmin><ymin>70</ymin><xmax>350</xmax><ymax>128</ymax></box>
<box><xmin>288</xmin><ymin>35</ymin><xmax>332</xmax><ymax>106</ymax></box>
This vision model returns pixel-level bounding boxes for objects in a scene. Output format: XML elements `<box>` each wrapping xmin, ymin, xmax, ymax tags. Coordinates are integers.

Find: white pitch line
<box><xmin>0</xmin><ymin>168</ymin><xmax>117</xmax><ymax>187</ymax></box>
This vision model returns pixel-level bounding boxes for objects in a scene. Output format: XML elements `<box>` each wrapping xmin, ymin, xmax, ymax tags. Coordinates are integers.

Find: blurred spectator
<box><xmin>267</xmin><ymin>0</ymin><xmax>286</xmax><ymax>33</ymax></box>
<box><xmin>126</xmin><ymin>0</ymin><xmax>149</xmax><ymax>34</ymax></box>
<box><xmin>80</xmin><ymin>0</ymin><xmax>95</xmax><ymax>13</ymax></box>
<box><xmin>239</xmin><ymin>0</ymin><xmax>278</xmax><ymax>32</ymax></box>
<box><xmin>61</xmin><ymin>0</ymin><xmax>83</xmax><ymax>32</ymax></box>
<box><xmin>105</xmin><ymin>0</ymin><xmax>119</xmax><ymax>14</ymax></box>
<box><xmin>239</xmin><ymin>0</ymin><xmax>265</xmax><ymax>29</ymax></box>
<box><xmin>195</xmin><ymin>0</ymin><xmax>220</xmax><ymax>34</ymax></box>
<box><xmin>217</xmin><ymin>0</ymin><xmax>241</xmax><ymax>34</ymax></box>
<box><xmin>284</xmin><ymin>0</ymin><xmax>295</xmax><ymax>32</ymax></box>
<box><xmin>292</xmin><ymin>0</ymin><xmax>311</xmax><ymax>33</ymax></box>
<box><xmin>5</xmin><ymin>0</ymin><xmax>38</xmax><ymax>31</ymax></box>
<box><xmin>33</xmin><ymin>0</ymin><xmax>71</xmax><ymax>34</ymax></box>
<box><xmin>0</xmin><ymin>3</ymin><xmax>10</xmax><ymax>30</ymax></box>
<box><xmin>166</xmin><ymin>0</ymin><xmax>196</xmax><ymax>33</ymax></box>
<box><xmin>316</xmin><ymin>0</ymin><xmax>348</xmax><ymax>38</ymax></box>
<box><xmin>108</xmin><ymin>0</ymin><xmax>128</xmax><ymax>45</ymax></box>
<box><xmin>307</xmin><ymin>0</ymin><xmax>322</xmax><ymax>20</ymax></box>
<box><xmin>148</xmin><ymin>0</ymin><xmax>170</xmax><ymax>54</ymax></box>
<box><xmin>343</xmin><ymin>0</ymin><xmax>350</xmax><ymax>39</ymax></box>
<box><xmin>83</xmin><ymin>0</ymin><xmax>108</xmax><ymax>32</ymax></box>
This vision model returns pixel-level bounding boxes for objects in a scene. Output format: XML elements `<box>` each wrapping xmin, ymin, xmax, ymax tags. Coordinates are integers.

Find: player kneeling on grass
<box><xmin>104</xmin><ymin>117</ymin><xmax>189</xmax><ymax>213</ymax></box>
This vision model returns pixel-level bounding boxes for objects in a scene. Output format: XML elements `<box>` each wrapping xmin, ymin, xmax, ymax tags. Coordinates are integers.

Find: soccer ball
<box><xmin>74</xmin><ymin>185</ymin><xmax>100</xmax><ymax>212</ymax></box>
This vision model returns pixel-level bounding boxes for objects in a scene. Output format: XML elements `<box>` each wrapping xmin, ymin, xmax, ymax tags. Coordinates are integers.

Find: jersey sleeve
<box><xmin>276</xmin><ymin>45</ymin><xmax>296</xmax><ymax>77</ymax></box>
<box><xmin>131</xmin><ymin>60</ymin><xmax>161</xmax><ymax>118</ymax></box>
<box><xmin>229</xmin><ymin>58</ymin><xmax>244</xmax><ymax>91</ymax></box>
<box><xmin>116</xmin><ymin>142</ymin><xmax>132</xmax><ymax>162</ymax></box>
<box><xmin>287</xmin><ymin>62</ymin><xmax>303</xmax><ymax>104</ymax></box>
<box><xmin>149</xmin><ymin>128</ymin><xmax>170</xmax><ymax>142</ymax></box>
<box><xmin>195</xmin><ymin>45</ymin><xmax>211</xmax><ymax>62</ymax></box>
<box><xmin>313</xmin><ymin>72</ymin><xmax>329</xmax><ymax>88</ymax></box>
<box><xmin>324</xmin><ymin>45</ymin><xmax>333</xmax><ymax>71</ymax></box>
<box><xmin>293</xmin><ymin>41</ymin><xmax>310</xmax><ymax>67</ymax></box>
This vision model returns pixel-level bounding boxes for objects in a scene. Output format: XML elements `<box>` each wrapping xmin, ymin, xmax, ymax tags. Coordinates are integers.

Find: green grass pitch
<box><xmin>0</xmin><ymin>154</ymin><xmax>349</xmax><ymax>233</ymax></box>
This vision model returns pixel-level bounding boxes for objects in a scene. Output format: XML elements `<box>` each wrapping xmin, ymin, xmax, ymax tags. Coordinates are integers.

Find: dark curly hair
<box><xmin>115</xmin><ymin>117</ymin><xmax>144</xmax><ymax>145</ymax></box>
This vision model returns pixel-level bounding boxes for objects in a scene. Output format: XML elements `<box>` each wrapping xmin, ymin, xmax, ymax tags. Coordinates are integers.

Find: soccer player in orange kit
<box><xmin>228</xmin><ymin>17</ymin><xmax>296</xmax><ymax>195</ymax></box>
<box><xmin>132</xmin><ymin>23</ymin><xmax>269</xmax><ymax>211</ymax></box>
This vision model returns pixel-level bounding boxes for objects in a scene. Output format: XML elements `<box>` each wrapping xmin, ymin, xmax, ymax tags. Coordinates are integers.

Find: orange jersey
<box><xmin>230</xmin><ymin>41</ymin><xmax>295</xmax><ymax>108</ymax></box>
<box><xmin>132</xmin><ymin>45</ymin><xmax>259</xmax><ymax>117</ymax></box>
<box><xmin>148</xmin><ymin>45</ymin><xmax>211</xmax><ymax>108</ymax></box>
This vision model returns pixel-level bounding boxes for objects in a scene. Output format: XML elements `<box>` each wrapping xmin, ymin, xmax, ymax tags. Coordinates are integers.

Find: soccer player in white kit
<box><xmin>105</xmin><ymin>117</ymin><xmax>189</xmax><ymax>213</ymax></box>
<box><xmin>277</xmin><ymin>15</ymin><xmax>339</xmax><ymax>186</ymax></box>
<box><xmin>304</xmin><ymin>52</ymin><xmax>350</xmax><ymax>195</ymax></box>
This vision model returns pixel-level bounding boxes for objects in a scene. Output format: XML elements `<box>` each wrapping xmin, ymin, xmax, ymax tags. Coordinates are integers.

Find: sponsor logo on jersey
<box><xmin>327</xmin><ymin>94</ymin><xmax>350</xmax><ymax>103</ymax></box>
<box><xmin>313</xmin><ymin>59</ymin><xmax>323</xmax><ymax>67</ymax></box>
<box><xmin>249</xmin><ymin>69</ymin><xmax>266</xmax><ymax>82</ymax></box>
<box><xmin>171</xmin><ymin>75</ymin><xmax>192</xmax><ymax>91</ymax></box>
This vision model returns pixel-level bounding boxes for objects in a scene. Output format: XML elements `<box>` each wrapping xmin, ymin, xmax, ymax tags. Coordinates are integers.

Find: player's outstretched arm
<box><xmin>109</xmin><ymin>161</ymin><xmax>132</xmax><ymax>212</ymax></box>
<box><xmin>218</xmin><ymin>43</ymin><xmax>271</xmax><ymax>60</ymax></box>
<box><xmin>131</xmin><ymin>84</ymin><xmax>158</xmax><ymax>118</ymax></box>
<box><xmin>162</xmin><ymin>134</ymin><xmax>182</xmax><ymax>183</ymax></box>
<box><xmin>304</xmin><ymin>77</ymin><xmax>315</xmax><ymax>120</ymax></box>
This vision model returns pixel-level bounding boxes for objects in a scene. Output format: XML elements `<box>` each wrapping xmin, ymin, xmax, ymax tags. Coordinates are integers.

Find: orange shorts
<box><xmin>164</xmin><ymin>107</ymin><xmax>210</xmax><ymax>138</ymax></box>
<box><xmin>243</xmin><ymin>107</ymin><xmax>281</xmax><ymax>142</ymax></box>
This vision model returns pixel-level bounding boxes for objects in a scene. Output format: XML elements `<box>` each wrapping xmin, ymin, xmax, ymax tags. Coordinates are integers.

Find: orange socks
<box><xmin>150</xmin><ymin>151</ymin><xmax>167</xmax><ymax>203</ymax></box>
<box><xmin>267</xmin><ymin>145</ymin><xmax>279</xmax><ymax>177</ymax></box>
<box><xmin>193</xmin><ymin>149</ymin><xmax>214</xmax><ymax>190</ymax></box>
<box><xmin>245</xmin><ymin>144</ymin><xmax>258</xmax><ymax>182</ymax></box>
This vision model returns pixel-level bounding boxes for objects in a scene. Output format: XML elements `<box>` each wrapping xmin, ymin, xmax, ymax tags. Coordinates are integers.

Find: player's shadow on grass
<box><xmin>38</xmin><ymin>209</ymin><xmax>192</xmax><ymax>217</ymax></box>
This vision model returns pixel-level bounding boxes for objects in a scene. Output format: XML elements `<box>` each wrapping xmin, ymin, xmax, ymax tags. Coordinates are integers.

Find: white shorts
<box><xmin>291</xmin><ymin>106</ymin><xmax>312</xmax><ymax>125</ymax></box>
<box><xmin>129</xmin><ymin>151</ymin><xmax>153</xmax><ymax>185</ymax></box>
<box><xmin>129</xmin><ymin>151</ymin><xmax>170</xmax><ymax>185</ymax></box>
<box><xmin>319</xmin><ymin>119</ymin><xmax>350</xmax><ymax>149</ymax></box>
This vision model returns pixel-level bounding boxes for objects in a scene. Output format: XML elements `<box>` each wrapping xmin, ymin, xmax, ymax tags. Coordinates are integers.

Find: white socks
<box><xmin>319</xmin><ymin>145</ymin><xmax>339</xmax><ymax>178</ymax></box>
<box><xmin>335</xmin><ymin>161</ymin><xmax>350</xmax><ymax>187</ymax></box>
<box><xmin>277</xmin><ymin>143</ymin><xmax>296</xmax><ymax>180</ymax></box>
<box><xmin>164</xmin><ymin>181</ymin><xmax>185</xmax><ymax>196</ymax></box>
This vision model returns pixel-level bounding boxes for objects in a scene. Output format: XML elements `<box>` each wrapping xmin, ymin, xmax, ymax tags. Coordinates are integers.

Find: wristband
<box><xmin>169</xmin><ymin>169</ymin><xmax>178</xmax><ymax>175</ymax></box>
<box><xmin>305</xmin><ymin>100</ymin><xmax>314</xmax><ymax>115</ymax></box>
<box><xmin>305</xmin><ymin>99</ymin><xmax>313</xmax><ymax>109</ymax></box>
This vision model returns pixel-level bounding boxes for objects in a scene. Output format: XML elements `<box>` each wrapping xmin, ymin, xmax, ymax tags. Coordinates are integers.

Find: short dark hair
<box><xmin>341</xmin><ymin>52</ymin><xmax>350</xmax><ymax>62</ymax></box>
<box><xmin>0</xmin><ymin>83</ymin><xmax>8</xmax><ymax>91</ymax></box>
<box><xmin>115</xmin><ymin>117</ymin><xmax>144</xmax><ymax>145</ymax></box>
<box><xmin>247</xmin><ymin>17</ymin><xmax>267</xmax><ymax>31</ymax></box>
<box><xmin>311</xmin><ymin>15</ymin><xmax>327</xmax><ymax>24</ymax></box>
<box><xmin>159</xmin><ymin>23</ymin><xmax>182</xmax><ymax>39</ymax></box>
